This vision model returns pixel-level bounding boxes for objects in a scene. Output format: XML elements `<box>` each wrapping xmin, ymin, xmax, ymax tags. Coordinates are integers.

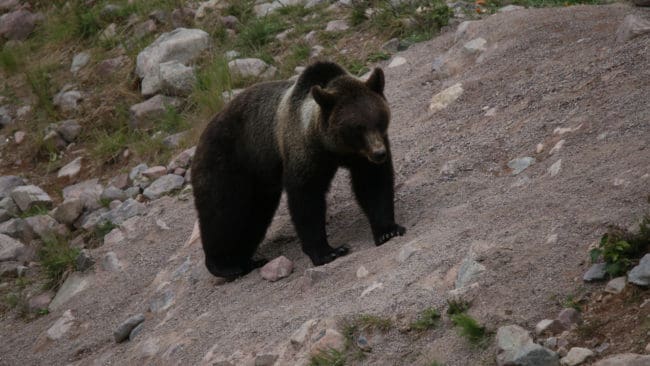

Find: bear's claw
<box><xmin>312</xmin><ymin>245</ymin><xmax>350</xmax><ymax>266</ymax></box>
<box><xmin>375</xmin><ymin>224</ymin><xmax>406</xmax><ymax>245</ymax></box>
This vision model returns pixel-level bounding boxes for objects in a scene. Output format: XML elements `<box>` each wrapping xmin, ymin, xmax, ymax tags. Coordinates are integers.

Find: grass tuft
<box><xmin>590</xmin><ymin>214</ymin><xmax>650</xmax><ymax>277</ymax></box>
<box><xmin>309</xmin><ymin>348</ymin><xmax>346</xmax><ymax>366</ymax></box>
<box><xmin>39</xmin><ymin>235</ymin><xmax>80</xmax><ymax>289</ymax></box>
<box><xmin>410</xmin><ymin>307</ymin><xmax>440</xmax><ymax>331</ymax></box>
<box><xmin>446</xmin><ymin>298</ymin><xmax>471</xmax><ymax>315</ymax></box>
<box><xmin>451</xmin><ymin>313</ymin><xmax>488</xmax><ymax>345</ymax></box>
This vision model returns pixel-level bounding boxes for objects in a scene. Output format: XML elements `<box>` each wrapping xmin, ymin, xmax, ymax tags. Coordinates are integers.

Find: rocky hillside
<box><xmin>1</xmin><ymin>0</ymin><xmax>650</xmax><ymax>365</ymax></box>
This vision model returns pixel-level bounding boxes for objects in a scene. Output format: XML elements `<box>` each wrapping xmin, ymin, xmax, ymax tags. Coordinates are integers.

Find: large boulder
<box><xmin>136</xmin><ymin>28</ymin><xmax>210</xmax><ymax>96</ymax></box>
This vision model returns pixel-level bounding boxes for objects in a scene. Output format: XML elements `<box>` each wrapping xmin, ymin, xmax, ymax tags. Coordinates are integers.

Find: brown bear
<box><xmin>192</xmin><ymin>61</ymin><xmax>405</xmax><ymax>280</ymax></box>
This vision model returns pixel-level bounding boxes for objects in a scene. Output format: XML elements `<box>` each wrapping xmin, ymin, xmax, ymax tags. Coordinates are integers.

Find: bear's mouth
<box><xmin>365</xmin><ymin>148</ymin><xmax>387</xmax><ymax>164</ymax></box>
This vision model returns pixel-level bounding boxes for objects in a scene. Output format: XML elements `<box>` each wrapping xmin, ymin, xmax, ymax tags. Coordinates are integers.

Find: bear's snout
<box><xmin>365</xmin><ymin>132</ymin><xmax>387</xmax><ymax>164</ymax></box>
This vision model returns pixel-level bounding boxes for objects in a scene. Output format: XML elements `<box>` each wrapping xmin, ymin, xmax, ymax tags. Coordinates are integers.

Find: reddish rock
<box><xmin>260</xmin><ymin>256</ymin><xmax>293</xmax><ymax>282</ymax></box>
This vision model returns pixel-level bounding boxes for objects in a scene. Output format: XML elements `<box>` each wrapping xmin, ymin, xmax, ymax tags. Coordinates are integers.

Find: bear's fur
<box><xmin>192</xmin><ymin>61</ymin><xmax>405</xmax><ymax>280</ymax></box>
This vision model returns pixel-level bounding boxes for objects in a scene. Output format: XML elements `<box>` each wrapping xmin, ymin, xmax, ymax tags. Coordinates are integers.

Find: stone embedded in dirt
<box><xmin>143</xmin><ymin>166</ymin><xmax>167</xmax><ymax>180</ymax></box>
<box><xmin>561</xmin><ymin>347</ymin><xmax>594</xmax><ymax>366</ymax></box>
<box><xmin>75</xmin><ymin>249</ymin><xmax>94</xmax><ymax>272</ymax></box>
<box><xmin>464</xmin><ymin>37</ymin><xmax>487</xmax><ymax>53</ymax></box>
<box><xmin>129</xmin><ymin>94</ymin><xmax>182</xmax><ymax>130</ymax></box>
<box><xmin>254</xmin><ymin>354</ymin><xmax>279</xmax><ymax>366</ymax></box>
<box><xmin>291</xmin><ymin>319</ymin><xmax>317</xmax><ymax>347</ymax></box>
<box><xmin>70</xmin><ymin>52</ymin><xmax>91</xmax><ymax>74</ymax></box>
<box><xmin>604</xmin><ymin>276</ymin><xmax>626</xmax><ymax>294</ymax></box>
<box><xmin>549</xmin><ymin>140</ymin><xmax>565</xmax><ymax>155</ymax></box>
<box><xmin>429</xmin><ymin>83</ymin><xmax>464</xmax><ymax>112</ymax></box>
<box><xmin>593</xmin><ymin>353</ymin><xmax>650</xmax><ymax>366</ymax></box>
<box><xmin>102</xmin><ymin>198</ymin><xmax>147</xmax><ymax>225</ymax></box>
<box><xmin>382</xmin><ymin>38</ymin><xmax>400</xmax><ymax>53</ymax></box>
<box><xmin>583</xmin><ymin>263</ymin><xmax>607</xmax><ymax>282</ymax></box>
<box><xmin>143</xmin><ymin>174</ymin><xmax>184</xmax><ymax>200</ymax></box>
<box><xmin>557</xmin><ymin>308</ymin><xmax>581</xmax><ymax>328</ymax></box>
<box><xmin>101</xmin><ymin>251</ymin><xmax>123</xmax><ymax>272</ymax></box>
<box><xmin>310</xmin><ymin>45</ymin><xmax>324</xmax><ymax>59</ymax></box>
<box><xmin>260</xmin><ymin>256</ymin><xmax>293</xmax><ymax>282</ymax></box>
<box><xmin>55</xmin><ymin>119</ymin><xmax>82</xmax><ymax>143</ymax></box>
<box><xmin>159</xmin><ymin>60</ymin><xmax>196</xmax><ymax>96</ymax></box>
<box><xmin>388</xmin><ymin>56</ymin><xmax>407</xmax><ymax>68</ymax></box>
<box><xmin>628</xmin><ymin>254</ymin><xmax>650</xmax><ymax>286</ymax></box>
<box><xmin>53</xmin><ymin>89</ymin><xmax>83</xmax><ymax>113</ymax></box>
<box><xmin>616</xmin><ymin>15</ymin><xmax>650</xmax><ymax>43</ymax></box>
<box><xmin>104</xmin><ymin>228</ymin><xmax>125</xmax><ymax>246</ymax></box>
<box><xmin>0</xmin><ymin>218</ymin><xmax>34</xmax><ymax>243</ymax></box>
<box><xmin>136</xmin><ymin>28</ymin><xmax>210</xmax><ymax>96</ymax></box>
<box><xmin>129</xmin><ymin>163</ymin><xmax>149</xmax><ymax>181</ymax></box>
<box><xmin>109</xmin><ymin>174</ymin><xmax>130</xmax><ymax>190</ymax></box>
<box><xmin>0</xmin><ymin>9</ymin><xmax>41</xmax><ymax>40</ymax></box>
<box><xmin>129</xmin><ymin>322</ymin><xmax>144</xmax><ymax>341</ymax></box>
<box><xmin>168</xmin><ymin>146</ymin><xmax>196</xmax><ymax>171</ymax></box>
<box><xmin>0</xmin><ymin>233</ymin><xmax>23</xmax><ymax>262</ymax></box>
<box><xmin>325</xmin><ymin>20</ymin><xmax>349</xmax><ymax>32</ymax></box>
<box><xmin>46</xmin><ymin>309</ymin><xmax>75</xmax><ymax>341</ymax></box>
<box><xmin>507</xmin><ymin>157</ymin><xmax>535</xmax><ymax>175</ymax></box>
<box><xmin>0</xmin><ymin>106</ymin><xmax>13</xmax><ymax>127</ymax></box>
<box><xmin>64</xmin><ymin>179</ymin><xmax>104</xmax><ymax>212</ymax></box>
<box><xmin>499</xmin><ymin>5</ymin><xmax>525</xmax><ymax>12</ymax></box>
<box><xmin>10</xmin><ymin>185</ymin><xmax>53</xmax><ymax>212</ymax></box>
<box><xmin>97</xmin><ymin>55</ymin><xmax>128</xmax><ymax>76</ymax></box>
<box><xmin>455</xmin><ymin>257</ymin><xmax>486</xmax><ymax>288</ymax></box>
<box><xmin>149</xmin><ymin>288</ymin><xmax>174</xmax><ymax>312</ymax></box>
<box><xmin>356</xmin><ymin>265</ymin><xmax>369</xmax><ymax>279</ymax></box>
<box><xmin>25</xmin><ymin>214</ymin><xmax>66</xmax><ymax>240</ymax></box>
<box><xmin>360</xmin><ymin>281</ymin><xmax>383</xmax><ymax>297</ymax></box>
<box><xmin>57</xmin><ymin>157</ymin><xmax>83</xmax><ymax>179</ymax></box>
<box><xmin>51</xmin><ymin>199</ymin><xmax>84</xmax><ymax>225</ymax></box>
<box><xmin>99</xmin><ymin>23</ymin><xmax>117</xmax><ymax>41</ymax></box>
<box><xmin>49</xmin><ymin>272</ymin><xmax>91</xmax><ymax>311</ymax></box>
<box><xmin>114</xmin><ymin>313</ymin><xmax>145</xmax><ymax>343</ymax></box>
<box><xmin>16</xmin><ymin>105</ymin><xmax>31</xmax><ymax>119</ymax></box>
<box><xmin>77</xmin><ymin>208</ymin><xmax>109</xmax><ymax>231</ymax></box>
<box><xmin>101</xmin><ymin>186</ymin><xmax>127</xmax><ymax>203</ymax></box>
<box><xmin>548</xmin><ymin>159</ymin><xmax>562</xmax><ymax>177</ymax></box>
<box><xmin>356</xmin><ymin>334</ymin><xmax>371</xmax><ymax>351</ymax></box>
<box><xmin>397</xmin><ymin>243</ymin><xmax>418</xmax><ymax>263</ymax></box>
<box><xmin>0</xmin><ymin>175</ymin><xmax>25</xmax><ymax>199</ymax></box>
<box><xmin>13</xmin><ymin>130</ymin><xmax>25</xmax><ymax>144</ymax></box>
<box><xmin>27</xmin><ymin>291</ymin><xmax>54</xmax><ymax>313</ymax></box>
<box><xmin>124</xmin><ymin>187</ymin><xmax>141</xmax><ymax>199</ymax></box>
<box><xmin>310</xmin><ymin>328</ymin><xmax>346</xmax><ymax>355</ymax></box>
<box><xmin>496</xmin><ymin>325</ymin><xmax>560</xmax><ymax>366</ymax></box>
<box><xmin>228</xmin><ymin>58</ymin><xmax>277</xmax><ymax>80</ymax></box>
<box><xmin>535</xmin><ymin>319</ymin><xmax>566</xmax><ymax>336</ymax></box>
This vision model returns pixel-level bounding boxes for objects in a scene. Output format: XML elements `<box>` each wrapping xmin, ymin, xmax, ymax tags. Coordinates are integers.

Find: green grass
<box><xmin>237</xmin><ymin>16</ymin><xmax>286</xmax><ymax>52</ymax></box>
<box><xmin>357</xmin><ymin>314</ymin><xmax>393</xmax><ymax>332</ymax></box>
<box><xmin>451</xmin><ymin>314</ymin><xmax>488</xmax><ymax>345</ymax></box>
<box><xmin>590</xmin><ymin>214</ymin><xmax>650</xmax><ymax>277</ymax></box>
<box><xmin>309</xmin><ymin>349</ymin><xmax>346</xmax><ymax>366</ymax></box>
<box><xmin>91</xmin><ymin>129</ymin><xmax>129</xmax><ymax>164</ymax></box>
<box><xmin>18</xmin><ymin>205</ymin><xmax>50</xmax><ymax>218</ymax></box>
<box><xmin>410</xmin><ymin>307</ymin><xmax>440</xmax><ymax>331</ymax></box>
<box><xmin>94</xmin><ymin>221</ymin><xmax>117</xmax><ymax>240</ymax></box>
<box><xmin>191</xmin><ymin>56</ymin><xmax>231</xmax><ymax>118</ymax></box>
<box><xmin>25</xmin><ymin>65</ymin><xmax>57</xmax><ymax>118</ymax></box>
<box><xmin>39</xmin><ymin>236</ymin><xmax>80</xmax><ymax>289</ymax></box>
<box><xmin>0</xmin><ymin>47</ymin><xmax>21</xmax><ymax>74</ymax></box>
<box><xmin>447</xmin><ymin>299</ymin><xmax>471</xmax><ymax>315</ymax></box>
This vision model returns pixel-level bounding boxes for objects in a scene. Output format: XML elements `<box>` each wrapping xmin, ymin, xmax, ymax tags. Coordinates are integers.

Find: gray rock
<box><xmin>10</xmin><ymin>185</ymin><xmax>52</xmax><ymax>212</ymax></box>
<box><xmin>25</xmin><ymin>214</ymin><xmax>64</xmax><ymax>240</ymax></box>
<box><xmin>53</xmin><ymin>89</ymin><xmax>83</xmax><ymax>113</ymax></box>
<box><xmin>0</xmin><ymin>176</ymin><xmax>25</xmax><ymax>199</ymax></box>
<box><xmin>167</xmin><ymin>146</ymin><xmax>196</xmax><ymax>170</ymax></box>
<box><xmin>616</xmin><ymin>15</ymin><xmax>650</xmax><ymax>43</ymax></box>
<box><xmin>0</xmin><ymin>261</ymin><xmax>21</xmax><ymax>278</ymax></box>
<box><xmin>498</xmin><ymin>5</ymin><xmax>525</xmax><ymax>12</ymax></box>
<box><xmin>129</xmin><ymin>322</ymin><xmax>144</xmax><ymax>341</ymax></box>
<box><xmin>583</xmin><ymin>263</ymin><xmax>607</xmax><ymax>282</ymax></box>
<box><xmin>253</xmin><ymin>2</ymin><xmax>283</xmax><ymax>17</ymax></box>
<box><xmin>228</xmin><ymin>58</ymin><xmax>277</xmax><ymax>79</ymax></box>
<box><xmin>507</xmin><ymin>157</ymin><xmax>535</xmax><ymax>176</ymax></box>
<box><xmin>102</xmin><ymin>198</ymin><xmax>146</xmax><ymax>225</ymax></box>
<box><xmin>260</xmin><ymin>256</ymin><xmax>293</xmax><ymax>282</ymax></box>
<box><xmin>51</xmin><ymin>199</ymin><xmax>84</xmax><ymax>225</ymax></box>
<box><xmin>75</xmin><ymin>249</ymin><xmax>95</xmax><ymax>272</ymax></box>
<box><xmin>159</xmin><ymin>61</ymin><xmax>196</xmax><ymax>96</ymax></box>
<box><xmin>77</xmin><ymin>207</ymin><xmax>110</xmax><ymax>231</ymax></box>
<box><xmin>0</xmin><ymin>233</ymin><xmax>24</xmax><ymax>261</ymax></box>
<box><xmin>557</xmin><ymin>308</ymin><xmax>581</xmax><ymax>328</ymax></box>
<box><xmin>496</xmin><ymin>325</ymin><xmax>559</xmax><ymax>366</ymax></box>
<box><xmin>628</xmin><ymin>254</ymin><xmax>650</xmax><ymax>286</ymax></box>
<box><xmin>0</xmin><ymin>9</ymin><xmax>40</xmax><ymax>40</ymax></box>
<box><xmin>129</xmin><ymin>94</ymin><xmax>182</xmax><ymax>130</ymax></box>
<box><xmin>27</xmin><ymin>291</ymin><xmax>54</xmax><ymax>313</ymax></box>
<box><xmin>149</xmin><ymin>288</ymin><xmax>174</xmax><ymax>312</ymax></box>
<box><xmin>101</xmin><ymin>186</ymin><xmax>127</xmax><ymax>202</ymax></box>
<box><xmin>162</xmin><ymin>131</ymin><xmax>187</xmax><ymax>148</ymax></box>
<box><xmin>142</xmin><ymin>166</ymin><xmax>167</xmax><ymax>180</ymax></box>
<box><xmin>561</xmin><ymin>347</ymin><xmax>593</xmax><ymax>366</ymax></box>
<box><xmin>57</xmin><ymin>157</ymin><xmax>83</xmax><ymax>179</ymax></box>
<box><xmin>464</xmin><ymin>37</ymin><xmax>487</xmax><ymax>53</ymax></box>
<box><xmin>382</xmin><ymin>38</ymin><xmax>400</xmax><ymax>53</ymax></box>
<box><xmin>100</xmin><ymin>4</ymin><xmax>123</xmax><ymax>21</ymax></box>
<box><xmin>133</xmin><ymin>19</ymin><xmax>157</xmax><ymax>39</ymax></box>
<box><xmin>109</xmin><ymin>174</ymin><xmax>130</xmax><ymax>190</ymax></box>
<box><xmin>0</xmin><ymin>106</ymin><xmax>12</xmax><ymax>127</ymax></box>
<box><xmin>43</xmin><ymin>130</ymin><xmax>67</xmax><ymax>150</ymax></box>
<box><xmin>143</xmin><ymin>175</ymin><xmax>184</xmax><ymax>200</ymax></box>
<box><xmin>0</xmin><ymin>218</ymin><xmax>33</xmax><ymax>242</ymax></box>
<box><xmin>535</xmin><ymin>319</ymin><xmax>566</xmax><ymax>336</ymax></box>
<box><xmin>305</xmin><ymin>0</ymin><xmax>327</xmax><ymax>8</ymax></box>
<box><xmin>255</xmin><ymin>354</ymin><xmax>279</xmax><ymax>366</ymax></box>
<box><xmin>604</xmin><ymin>276</ymin><xmax>626</xmax><ymax>294</ymax></box>
<box><xmin>97</xmin><ymin>55</ymin><xmax>128</xmax><ymax>75</ymax></box>
<box><xmin>63</xmin><ymin>179</ymin><xmax>104</xmax><ymax>211</ymax></box>
<box><xmin>224</xmin><ymin>50</ymin><xmax>241</xmax><ymax>60</ymax></box>
<box><xmin>124</xmin><ymin>187</ymin><xmax>141</xmax><ymax>199</ymax></box>
<box><xmin>593</xmin><ymin>353</ymin><xmax>650</xmax><ymax>366</ymax></box>
<box><xmin>71</xmin><ymin>52</ymin><xmax>91</xmax><ymax>73</ymax></box>
<box><xmin>46</xmin><ymin>309</ymin><xmax>75</xmax><ymax>340</ymax></box>
<box><xmin>0</xmin><ymin>209</ymin><xmax>10</xmax><ymax>224</ymax></box>
<box><xmin>325</xmin><ymin>20</ymin><xmax>349</xmax><ymax>32</ymax></box>
<box><xmin>49</xmin><ymin>272</ymin><xmax>91</xmax><ymax>311</ymax></box>
<box><xmin>55</xmin><ymin>120</ymin><xmax>82</xmax><ymax>143</ymax></box>
<box><xmin>136</xmin><ymin>28</ymin><xmax>210</xmax><ymax>96</ymax></box>
<box><xmin>114</xmin><ymin>313</ymin><xmax>145</xmax><ymax>343</ymax></box>
<box><xmin>129</xmin><ymin>163</ymin><xmax>149</xmax><ymax>181</ymax></box>
<box><xmin>429</xmin><ymin>83</ymin><xmax>464</xmax><ymax>112</ymax></box>
<box><xmin>101</xmin><ymin>251</ymin><xmax>123</xmax><ymax>272</ymax></box>
<box><xmin>456</xmin><ymin>257</ymin><xmax>486</xmax><ymax>288</ymax></box>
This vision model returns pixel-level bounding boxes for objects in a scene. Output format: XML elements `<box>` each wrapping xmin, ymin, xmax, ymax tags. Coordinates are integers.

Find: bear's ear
<box><xmin>311</xmin><ymin>85</ymin><xmax>337</xmax><ymax>110</ymax></box>
<box><xmin>365</xmin><ymin>68</ymin><xmax>385</xmax><ymax>95</ymax></box>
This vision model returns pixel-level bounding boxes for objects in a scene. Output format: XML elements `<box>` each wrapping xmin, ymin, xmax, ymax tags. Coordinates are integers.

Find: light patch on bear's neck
<box><xmin>300</xmin><ymin>98</ymin><xmax>318</xmax><ymax>131</ymax></box>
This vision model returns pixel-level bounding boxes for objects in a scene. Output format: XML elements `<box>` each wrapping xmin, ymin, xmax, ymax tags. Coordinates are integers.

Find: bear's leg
<box><xmin>285</xmin><ymin>171</ymin><xmax>349</xmax><ymax>266</ymax></box>
<box><xmin>198</xmin><ymin>177</ymin><xmax>282</xmax><ymax>280</ymax></box>
<box><xmin>350</xmin><ymin>151</ymin><xmax>406</xmax><ymax>246</ymax></box>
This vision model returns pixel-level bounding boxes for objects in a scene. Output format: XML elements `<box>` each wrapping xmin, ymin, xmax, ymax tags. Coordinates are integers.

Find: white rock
<box><xmin>325</xmin><ymin>20</ymin><xmax>349</xmax><ymax>32</ymax></box>
<box><xmin>464</xmin><ymin>37</ymin><xmax>487</xmax><ymax>52</ymax></box>
<box><xmin>46</xmin><ymin>309</ymin><xmax>75</xmax><ymax>340</ymax></box>
<box><xmin>548</xmin><ymin>159</ymin><xmax>562</xmax><ymax>177</ymax></box>
<box><xmin>604</xmin><ymin>276</ymin><xmax>626</xmax><ymax>294</ymax></box>
<box><xmin>70</xmin><ymin>52</ymin><xmax>91</xmax><ymax>74</ymax></box>
<box><xmin>553</xmin><ymin>124</ymin><xmax>581</xmax><ymax>135</ymax></box>
<box><xmin>549</xmin><ymin>140</ymin><xmax>565</xmax><ymax>155</ymax></box>
<box><xmin>616</xmin><ymin>14</ymin><xmax>650</xmax><ymax>43</ymax></box>
<box><xmin>546</xmin><ymin>234</ymin><xmax>558</xmax><ymax>244</ymax></box>
<box><xmin>143</xmin><ymin>174</ymin><xmax>185</xmax><ymax>200</ymax></box>
<box><xmin>228</xmin><ymin>58</ymin><xmax>277</xmax><ymax>79</ymax></box>
<box><xmin>536</xmin><ymin>143</ymin><xmax>545</xmax><ymax>154</ymax></box>
<box><xmin>388</xmin><ymin>56</ymin><xmax>407</xmax><ymax>68</ymax></box>
<box><xmin>507</xmin><ymin>157</ymin><xmax>535</xmax><ymax>175</ymax></box>
<box><xmin>628</xmin><ymin>254</ymin><xmax>650</xmax><ymax>286</ymax></box>
<box><xmin>356</xmin><ymin>266</ymin><xmax>369</xmax><ymax>279</ymax></box>
<box><xmin>159</xmin><ymin>61</ymin><xmax>196</xmax><ymax>96</ymax></box>
<box><xmin>57</xmin><ymin>157</ymin><xmax>82</xmax><ymax>179</ymax></box>
<box><xmin>429</xmin><ymin>83</ymin><xmax>463</xmax><ymax>112</ymax></box>
<box><xmin>498</xmin><ymin>5</ymin><xmax>525</xmax><ymax>12</ymax></box>
<box><xmin>561</xmin><ymin>347</ymin><xmax>594</xmax><ymax>366</ymax></box>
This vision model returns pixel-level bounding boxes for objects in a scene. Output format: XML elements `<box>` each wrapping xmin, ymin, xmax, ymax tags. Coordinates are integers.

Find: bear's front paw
<box><xmin>311</xmin><ymin>245</ymin><xmax>350</xmax><ymax>266</ymax></box>
<box><xmin>374</xmin><ymin>224</ymin><xmax>406</xmax><ymax>246</ymax></box>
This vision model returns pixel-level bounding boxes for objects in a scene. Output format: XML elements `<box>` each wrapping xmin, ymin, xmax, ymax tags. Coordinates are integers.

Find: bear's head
<box><xmin>311</xmin><ymin>68</ymin><xmax>391</xmax><ymax>164</ymax></box>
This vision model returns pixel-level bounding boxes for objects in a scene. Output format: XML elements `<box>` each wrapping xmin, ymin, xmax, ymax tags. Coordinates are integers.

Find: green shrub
<box><xmin>590</xmin><ymin>215</ymin><xmax>650</xmax><ymax>276</ymax></box>
<box><xmin>39</xmin><ymin>236</ymin><xmax>80</xmax><ymax>289</ymax></box>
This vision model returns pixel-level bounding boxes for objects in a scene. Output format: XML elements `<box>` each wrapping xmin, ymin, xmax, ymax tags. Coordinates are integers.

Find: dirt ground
<box><xmin>1</xmin><ymin>3</ymin><xmax>649</xmax><ymax>366</ymax></box>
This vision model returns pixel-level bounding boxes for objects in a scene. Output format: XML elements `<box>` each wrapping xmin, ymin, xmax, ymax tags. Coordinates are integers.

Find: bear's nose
<box><xmin>370</xmin><ymin>148</ymin><xmax>387</xmax><ymax>163</ymax></box>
